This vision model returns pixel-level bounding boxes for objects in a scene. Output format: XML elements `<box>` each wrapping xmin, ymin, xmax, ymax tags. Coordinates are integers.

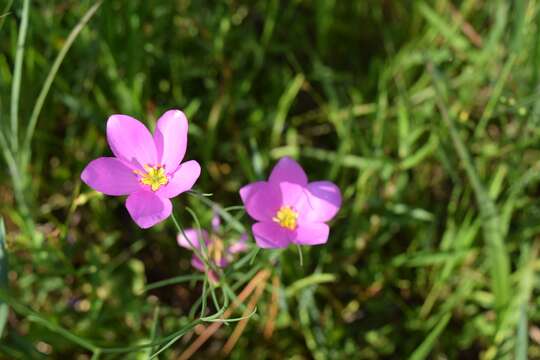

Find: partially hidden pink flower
<box><xmin>239</xmin><ymin>157</ymin><xmax>341</xmax><ymax>248</ymax></box>
<box><xmin>81</xmin><ymin>110</ymin><xmax>201</xmax><ymax>228</ymax></box>
<box><xmin>177</xmin><ymin>212</ymin><xmax>248</xmax><ymax>281</ymax></box>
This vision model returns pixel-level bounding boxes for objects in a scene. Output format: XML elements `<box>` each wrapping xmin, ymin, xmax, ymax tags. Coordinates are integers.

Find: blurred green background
<box><xmin>2</xmin><ymin>0</ymin><xmax>540</xmax><ymax>358</ymax></box>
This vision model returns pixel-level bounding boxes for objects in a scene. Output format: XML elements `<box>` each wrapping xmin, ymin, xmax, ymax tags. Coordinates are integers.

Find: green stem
<box><xmin>170</xmin><ymin>211</ymin><xmax>220</xmax><ymax>276</ymax></box>
<box><xmin>170</xmin><ymin>210</ymin><xmax>234</xmax><ymax>321</ymax></box>
<box><xmin>296</xmin><ymin>244</ymin><xmax>303</xmax><ymax>267</ymax></box>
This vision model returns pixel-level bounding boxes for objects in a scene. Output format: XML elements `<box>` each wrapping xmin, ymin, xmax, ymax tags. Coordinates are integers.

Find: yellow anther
<box><xmin>273</xmin><ymin>205</ymin><xmax>299</xmax><ymax>230</ymax></box>
<box><xmin>134</xmin><ymin>165</ymin><xmax>168</xmax><ymax>191</ymax></box>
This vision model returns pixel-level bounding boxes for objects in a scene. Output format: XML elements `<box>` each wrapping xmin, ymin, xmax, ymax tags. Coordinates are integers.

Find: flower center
<box><xmin>134</xmin><ymin>165</ymin><xmax>168</xmax><ymax>191</ymax></box>
<box><xmin>273</xmin><ymin>205</ymin><xmax>299</xmax><ymax>230</ymax></box>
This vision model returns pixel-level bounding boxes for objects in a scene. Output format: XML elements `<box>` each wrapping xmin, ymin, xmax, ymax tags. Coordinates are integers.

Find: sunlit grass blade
<box><xmin>21</xmin><ymin>0</ymin><xmax>103</xmax><ymax>164</ymax></box>
<box><xmin>270</xmin><ymin>73</ymin><xmax>304</xmax><ymax>148</ymax></box>
<box><xmin>9</xmin><ymin>0</ymin><xmax>29</xmax><ymax>154</ymax></box>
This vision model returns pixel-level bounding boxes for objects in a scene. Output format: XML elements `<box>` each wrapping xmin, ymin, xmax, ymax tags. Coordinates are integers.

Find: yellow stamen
<box><xmin>273</xmin><ymin>205</ymin><xmax>299</xmax><ymax>230</ymax></box>
<box><xmin>134</xmin><ymin>165</ymin><xmax>168</xmax><ymax>191</ymax></box>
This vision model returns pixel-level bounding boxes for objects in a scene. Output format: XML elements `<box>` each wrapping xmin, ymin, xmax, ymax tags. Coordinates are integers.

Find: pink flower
<box><xmin>81</xmin><ymin>110</ymin><xmax>201</xmax><ymax>228</ymax></box>
<box><xmin>239</xmin><ymin>157</ymin><xmax>341</xmax><ymax>248</ymax></box>
<box><xmin>177</xmin><ymin>212</ymin><xmax>248</xmax><ymax>280</ymax></box>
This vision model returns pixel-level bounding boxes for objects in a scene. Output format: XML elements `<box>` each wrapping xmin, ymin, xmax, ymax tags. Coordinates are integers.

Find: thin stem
<box><xmin>170</xmin><ymin>212</ymin><xmax>220</xmax><ymax>276</ymax></box>
<box><xmin>142</xmin><ymin>274</ymin><xmax>204</xmax><ymax>293</ymax></box>
<box><xmin>185</xmin><ymin>206</ymin><xmax>209</xmax><ymax>262</ymax></box>
<box><xmin>200</xmin><ymin>276</ymin><xmax>209</xmax><ymax>318</ymax></box>
<box><xmin>178</xmin><ymin>270</ymin><xmax>270</xmax><ymax>360</ymax></box>
<box><xmin>171</xmin><ymin>210</ymin><xmax>237</xmax><ymax>326</ymax></box>
<box><xmin>296</xmin><ymin>245</ymin><xmax>303</xmax><ymax>267</ymax></box>
<box><xmin>187</xmin><ymin>191</ymin><xmax>246</xmax><ymax>233</ymax></box>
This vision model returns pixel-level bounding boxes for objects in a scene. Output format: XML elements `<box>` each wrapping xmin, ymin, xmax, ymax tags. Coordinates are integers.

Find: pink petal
<box><xmin>211</xmin><ymin>209</ymin><xmax>221</xmax><ymax>231</ymax></box>
<box><xmin>154</xmin><ymin>109</ymin><xmax>188</xmax><ymax>171</ymax></box>
<box><xmin>292</xmin><ymin>223</ymin><xmax>329</xmax><ymax>246</ymax></box>
<box><xmin>107</xmin><ymin>115</ymin><xmax>157</xmax><ymax>170</ymax></box>
<box><xmin>125</xmin><ymin>190</ymin><xmax>172</xmax><ymax>228</ymax></box>
<box><xmin>158</xmin><ymin>160</ymin><xmax>201</xmax><ymax>198</ymax></box>
<box><xmin>228</xmin><ymin>234</ymin><xmax>248</xmax><ymax>254</ymax></box>
<box><xmin>192</xmin><ymin>255</ymin><xmax>227</xmax><ymax>272</ymax></box>
<box><xmin>81</xmin><ymin>157</ymin><xmax>140</xmax><ymax>195</ymax></box>
<box><xmin>243</xmin><ymin>183</ymin><xmax>282</xmax><ymax>222</ymax></box>
<box><xmin>252</xmin><ymin>222</ymin><xmax>291</xmax><ymax>248</ymax></box>
<box><xmin>239</xmin><ymin>181</ymin><xmax>266</xmax><ymax>204</ymax></box>
<box><xmin>192</xmin><ymin>257</ymin><xmax>220</xmax><ymax>282</ymax></box>
<box><xmin>216</xmin><ymin>257</ymin><xmax>229</xmax><ymax>268</ymax></box>
<box><xmin>177</xmin><ymin>228</ymin><xmax>209</xmax><ymax>249</ymax></box>
<box><xmin>269</xmin><ymin>157</ymin><xmax>308</xmax><ymax>186</ymax></box>
<box><xmin>279</xmin><ymin>182</ymin><xmax>308</xmax><ymax>207</ymax></box>
<box><xmin>297</xmin><ymin>181</ymin><xmax>342</xmax><ymax>223</ymax></box>
<box><xmin>191</xmin><ymin>256</ymin><xmax>205</xmax><ymax>272</ymax></box>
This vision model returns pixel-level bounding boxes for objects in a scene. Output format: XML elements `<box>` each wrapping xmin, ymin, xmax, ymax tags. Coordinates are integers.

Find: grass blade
<box><xmin>9</xmin><ymin>0</ymin><xmax>29</xmax><ymax>153</ymax></box>
<box><xmin>22</xmin><ymin>0</ymin><xmax>103</xmax><ymax>163</ymax></box>
<box><xmin>409</xmin><ymin>313</ymin><xmax>451</xmax><ymax>360</ymax></box>
<box><xmin>270</xmin><ymin>73</ymin><xmax>304</xmax><ymax>147</ymax></box>
<box><xmin>144</xmin><ymin>306</ymin><xmax>160</xmax><ymax>360</ymax></box>
<box><xmin>515</xmin><ymin>304</ymin><xmax>528</xmax><ymax>360</ymax></box>
<box><xmin>0</xmin><ymin>218</ymin><xmax>8</xmax><ymax>338</ymax></box>
<box><xmin>429</xmin><ymin>63</ymin><xmax>511</xmax><ymax>313</ymax></box>
<box><xmin>0</xmin><ymin>0</ymin><xmax>14</xmax><ymax>33</ymax></box>
<box><xmin>285</xmin><ymin>273</ymin><xmax>336</xmax><ymax>298</ymax></box>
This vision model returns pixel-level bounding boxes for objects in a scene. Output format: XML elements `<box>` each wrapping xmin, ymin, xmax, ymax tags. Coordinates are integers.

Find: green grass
<box><xmin>1</xmin><ymin>0</ymin><xmax>540</xmax><ymax>358</ymax></box>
